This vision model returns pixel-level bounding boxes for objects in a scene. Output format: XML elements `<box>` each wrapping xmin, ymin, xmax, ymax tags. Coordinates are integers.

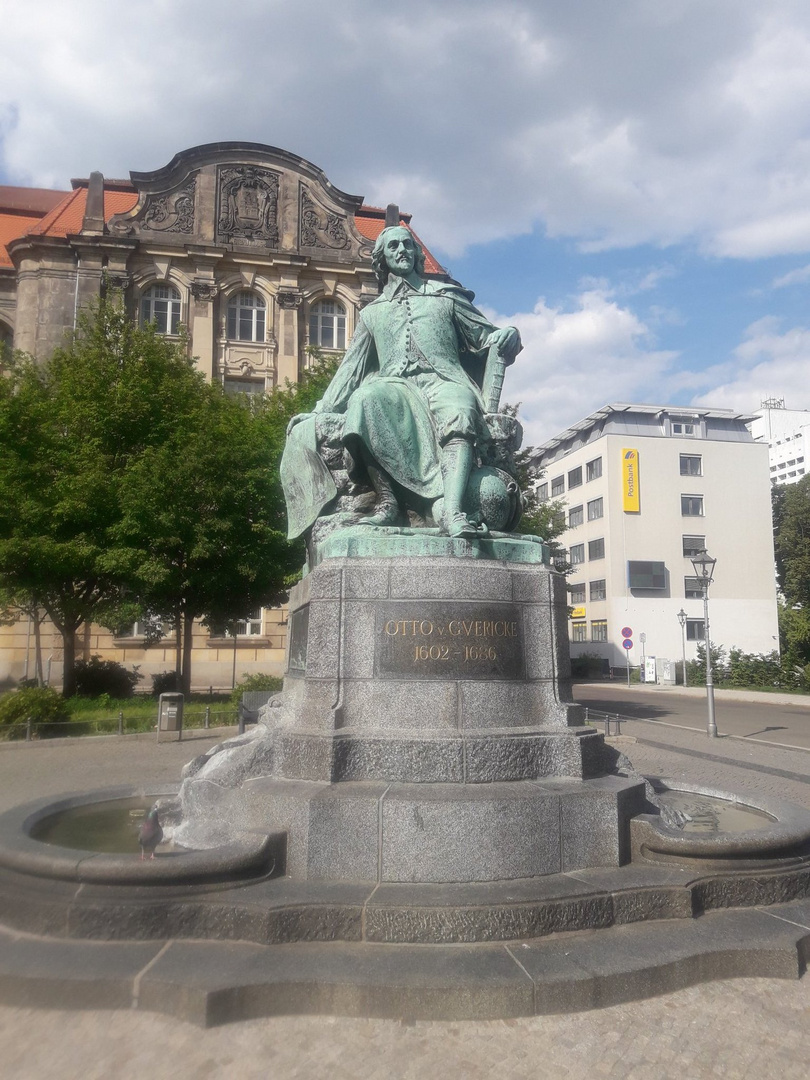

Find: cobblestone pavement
<box><xmin>2</xmin><ymin>716</ymin><xmax>810</xmax><ymax>1078</ymax></box>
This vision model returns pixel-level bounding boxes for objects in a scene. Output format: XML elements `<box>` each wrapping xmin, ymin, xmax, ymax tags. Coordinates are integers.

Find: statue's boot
<box><xmin>441</xmin><ymin>438</ymin><xmax>488</xmax><ymax>538</ymax></box>
<box><xmin>358</xmin><ymin>463</ymin><xmax>401</xmax><ymax>527</ymax></box>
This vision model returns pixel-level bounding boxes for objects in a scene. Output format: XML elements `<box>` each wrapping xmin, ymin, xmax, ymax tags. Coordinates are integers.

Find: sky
<box><xmin>3</xmin><ymin>0</ymin><xmax>810</xmax><ymax>446</ymax></box>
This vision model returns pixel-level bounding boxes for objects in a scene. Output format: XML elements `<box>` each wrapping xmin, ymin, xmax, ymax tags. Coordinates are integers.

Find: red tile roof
<box><xmin>28</xmin><ymin>186</ymin><xmax>138</xmax><ymax>238</ymax></box>
<box><xmin>0</xmin><ymin>212</ymin><xmax>44</xmax><ymax>268</ymax></box>
<box><xmin>0</xmin><ymin>186</ymin><xmax>66</xmax><ymax>215</ymax></box>
<box><xmin>0</xmin><ymin>184</ymin><xmax>71</xmax><ymax>268</ymax></box>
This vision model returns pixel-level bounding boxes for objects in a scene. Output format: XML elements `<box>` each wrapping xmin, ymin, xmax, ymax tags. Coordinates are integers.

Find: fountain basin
<box><xmin>633</xmin><ymin>782</ymin><xmax>810</xmax><ymax>867</ymax></box>
<box><xmin>0</xmin><ymin>785</ymin><xmax>283</xmax><ymax>886</ymax></box>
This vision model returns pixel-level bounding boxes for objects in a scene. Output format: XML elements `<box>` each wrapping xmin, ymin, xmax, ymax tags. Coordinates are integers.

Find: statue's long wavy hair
<box><xmin>371</xmin><ymin>226</ymin><xmax>427</xmax><ymax>290</ymax></box>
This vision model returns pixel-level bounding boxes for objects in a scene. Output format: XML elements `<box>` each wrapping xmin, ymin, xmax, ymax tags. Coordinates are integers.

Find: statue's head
<box><xmin>371</xmin><ymin>225</ymin><xmax>426</xmax><ymax>289</ymax></box>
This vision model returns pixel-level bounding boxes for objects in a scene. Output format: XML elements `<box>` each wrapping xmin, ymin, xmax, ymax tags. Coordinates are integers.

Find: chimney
<box><xmin>82</xmin><ymin>171</ymin><xmax>105</xmax><ymax>234</ymax></box>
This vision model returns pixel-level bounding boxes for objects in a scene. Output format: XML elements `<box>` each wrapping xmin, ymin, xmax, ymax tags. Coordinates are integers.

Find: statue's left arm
<box><xmin>449</xmin><ymin>286</ymin><xmax>522</xmax><ymax>363</ymax></box>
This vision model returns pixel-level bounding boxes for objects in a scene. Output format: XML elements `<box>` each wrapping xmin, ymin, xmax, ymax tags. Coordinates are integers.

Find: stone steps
<box><xmin>1</xmin><ymin>901</ymin><xmax>808</xmax><ymax>1026</ymax></box>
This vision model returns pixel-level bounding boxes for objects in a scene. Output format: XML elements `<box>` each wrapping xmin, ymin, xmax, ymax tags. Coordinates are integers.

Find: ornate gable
<box><xmin>108</xmin><ymin>142</ymin><xmax>372</xmax><ymax>262</ymax></box>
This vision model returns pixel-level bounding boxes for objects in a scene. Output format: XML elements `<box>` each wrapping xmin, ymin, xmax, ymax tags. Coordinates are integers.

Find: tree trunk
<box><xmin>61</xmin><ymin>624</ymin><xmax>77</xmax><ymax>697</ymax></box>
<box><xmin>33</xmin><ymin>608</ymin><xmax>44</xmax><ymax>686</ymax></box>
<box><xmin>180</xmin><ymin>611</ymin><xmax>194</xmax><ymax>697</ymax></box>
<box><xmin>174</xmin><ymin>613</ymin><xmax>182</xmax><ymax>679</ymax></box>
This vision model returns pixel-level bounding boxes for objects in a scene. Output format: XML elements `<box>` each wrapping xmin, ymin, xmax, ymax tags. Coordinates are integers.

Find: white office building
<box><xmin>748</xmin><ymin>399</ymin><xmax>810</xmax><ymax>486</ymax></box>
<box><xmin>532</xmin><ymin>404</ymin><xmax>780</xmax><ymax>672</ymax></box>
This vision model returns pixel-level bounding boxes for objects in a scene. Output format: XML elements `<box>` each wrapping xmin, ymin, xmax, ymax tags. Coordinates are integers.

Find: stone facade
<box><xmin>0</xmin><ymin>143</ymin><xmax>446</xmax><ymax>691</ymax></box>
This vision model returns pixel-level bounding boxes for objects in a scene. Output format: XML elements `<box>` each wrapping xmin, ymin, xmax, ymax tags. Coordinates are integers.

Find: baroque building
<box><xmin>0</xmin><ymin>142</ymin><xmax>445</xmax><ymax>691</ymax></box>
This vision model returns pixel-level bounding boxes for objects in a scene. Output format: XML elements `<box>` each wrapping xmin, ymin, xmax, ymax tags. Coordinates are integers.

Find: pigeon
<box><xmin>138</xmin><ymin>806</ymin><xmax>163</xmax><ymax>860</ymax></box>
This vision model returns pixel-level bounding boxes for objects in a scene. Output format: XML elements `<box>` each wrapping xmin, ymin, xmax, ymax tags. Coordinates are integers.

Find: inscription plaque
<box><xmin>375</xmin><ymin>602</ymin><xmax>524</xmax><ymax>680</ymax></box>
<box><xmin>287</xmin><ymin>604</ymin><xmax>310</xmax><ymax>674</ymax></box>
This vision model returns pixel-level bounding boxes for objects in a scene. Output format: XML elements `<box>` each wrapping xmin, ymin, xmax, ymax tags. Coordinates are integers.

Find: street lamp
<box><xmin>690</xmin><ymin>549</ymin><xmax>718</xmax><ymax>738</ymax></box>
<box><xmin>676</xmin><ymin>608</ymin><xmax>688</xmax><ymax>688</ymax></box>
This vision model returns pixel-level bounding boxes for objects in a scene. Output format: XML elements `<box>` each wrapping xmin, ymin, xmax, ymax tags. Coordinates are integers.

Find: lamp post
<box><xmin>690</xmin><ymin>550</ymin><xmax>718</xmax><ymax>738</ymax></box>
<box><xmin>676</xmin><ymin>608</ymin><xmax>688</xmax><ymax>688</ymax></box>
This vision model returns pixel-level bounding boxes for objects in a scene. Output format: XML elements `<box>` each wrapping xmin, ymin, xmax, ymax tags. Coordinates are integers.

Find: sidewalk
<box><xmin>579</xmin><ymin>679</ymin><xmax>810</xmax><ymax>709</ymax></box>
<box><xmin>1</xmin><ymin>716</ymin><xmax>809</xmax><ymax>1078</ymax></box>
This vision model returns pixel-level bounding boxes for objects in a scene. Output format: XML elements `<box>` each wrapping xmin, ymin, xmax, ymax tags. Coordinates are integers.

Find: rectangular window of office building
<box><xmin>551</xmin><ymin>475</ymin><xmax>565</xmax><ymax>497</ymax></box>
<box><xmin>590</xmin><ymin>579</ymin><xmax>606</xmax><ymax>601</ymax></box>
<box><xmin>568</xmin><ymin>466</ymin><xmax>582</xmax><ymax>489</ymax></box>
<box><xmin>568</xmin><ymin>505</ymin><xmax>583</xmax><ymax>528</ymax></box>
<box><xmin>569</xmin><ymin>582</ymin><xmax>586</xmax><ymax>603</ymax></box>
<box><xmin>684</xmin><ymin>576</ymin><xmax>703</xmax><ymax>599</ymax></box>
<box><xmin>571</xmin><ymin>622</ymin><xmax>588</xmax><ymax>643</ymax></box>
<box><xmin>681</xmin><ymin>494</ymin><xmax>704</xmax><ymax>516</ymax></box>
<box><xmin>588</xmin><ymin>537</ymin><xmax>605</xmax><ymax>560</ymax></box>
<box><xmin>591</xmin><ymin>619</ymin><xmax>608</xmax><ymax>642</ymax></box>
<box><xmin>686</xmin><ymin>619</ymin><xmax>705</xmax><ymax>641</ymax></box>
<box><xmin>680</xmin><ymin>454</ymin><xmax>702</xmax><ymax>476</ymax></box>
<box><xmin>682</xmin><ymin>535</ymin><xmax>705</xmax><ymax>557</ymax></box>
<box><xmin>587</xmin><ymin>497</ymin><xmax>603</xmax><ymax>521</ymax></box>
<box><xmin>586</xmin><ymin>457</ymin><xmax>602</xmax><ymax>481</ymax></box>
<box><xmin>538</xmin><ymin>482</ymin><xmax>548</xmax><ymax>501</ymax></box>
<box><xmin>570</xmin><ymin>543</ymin><xmax>585</xmax><ymax>565</ymax></box>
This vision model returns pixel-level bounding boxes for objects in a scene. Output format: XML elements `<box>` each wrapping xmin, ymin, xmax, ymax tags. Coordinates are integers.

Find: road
<box><xmin>573</xmin><ymin>681</ymin><xmax>810</xmax><ymax>750</ymax></box>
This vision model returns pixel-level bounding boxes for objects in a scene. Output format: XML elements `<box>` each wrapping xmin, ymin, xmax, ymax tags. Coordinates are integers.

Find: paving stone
<box><xmin>136</xmin><ymin>939</ymin><xmax>535</xmax><ymax>1026</ymax></box>
<box><xmin>0</xmin><ymin>927</ymin><xmax>162</xmax><ymax>1011</ymax></box>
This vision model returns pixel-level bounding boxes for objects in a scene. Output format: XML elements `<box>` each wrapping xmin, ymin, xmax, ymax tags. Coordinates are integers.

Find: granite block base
<box><xmin>175</xmin><ymin>773</ymin><xmax>647</xmax><ymax>883</ymax></box>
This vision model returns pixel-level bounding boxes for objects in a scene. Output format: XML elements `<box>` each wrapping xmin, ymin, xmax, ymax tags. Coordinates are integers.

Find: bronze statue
<box><xmin>283</xmin><ymin>225</ymin><xmax>524</xmax><ymax>547</ymax></box>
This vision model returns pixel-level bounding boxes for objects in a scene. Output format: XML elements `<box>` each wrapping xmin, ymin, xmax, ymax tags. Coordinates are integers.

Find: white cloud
<box><xmin>493</xmin><ymin>288</ymin><xmax>679</xmax><ymax>445</ymax></box>
<box><xmin>691</xmin><ymin>317</ymin><xmax>810</xmax><ymax>411</ymax></box>
<box><xmin>772</xmin><ymin>264</ymin><xmax>810</xmax><ymax>288</ymax></box>
<box><xmin>4</xmin><ymin>2</ymin><xmax>810</xmax><ymax>258</ymax></box>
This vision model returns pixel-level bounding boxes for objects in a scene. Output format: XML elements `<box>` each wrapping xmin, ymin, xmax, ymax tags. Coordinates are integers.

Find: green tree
<box><xmin>0</xmin><ymin>587</ymin><xmax>47</xmax><ymax>685</ymax></box>
<box><xmin>0</xmin><ymin>303</ymin><xmax>203</xmax><ymax>695</ymax></box>
<box><xmin>108</xmin><ymin>353</ymin><xmax>341</xmax><ymax>695</ymax></box>
<box><xmin>772</xmin><ymin>478</ymin><xmax>810</xmax><ymax>672</ymax></box>
<box><xmin>773</xmin><ymin>477</ymin><xmax>810</xmax><ymax>608</ymax></box>
<box><xmin>509</xmin><ymin>434</ymin><xmax>570</xmax><ymax>575</ymax></box>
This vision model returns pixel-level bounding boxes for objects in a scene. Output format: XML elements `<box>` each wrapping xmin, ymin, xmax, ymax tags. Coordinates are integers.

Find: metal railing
<box><xmin>583</xmin><ymin>707</ymin><xmax>623</xmax><ymax>737</ymax></box>
<box><xmin>0</xmin><ymin>706</ymin><xmax>236</xmax><ymax>743</ymax></box>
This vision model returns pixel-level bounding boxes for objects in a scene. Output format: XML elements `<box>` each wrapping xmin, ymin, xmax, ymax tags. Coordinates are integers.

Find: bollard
<box><xmin>26</xmin><ymin>718</ymin><xmax>32</xmax><ymax>742</ymax></box>
<box><xmin>204</xmin><ymin>705</ymin><xmax>210</xmax><ymax>729</ymax></box>
<box><xmin>615</xmin><ymin>713</ymin><xmax>622</xmax><ymax>736</ymax></box>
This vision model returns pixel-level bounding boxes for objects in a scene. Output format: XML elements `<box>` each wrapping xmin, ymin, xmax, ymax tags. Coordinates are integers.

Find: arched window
<box><xmin>140</xmin><ymin>283</ymin><xmax>181</xmax><ymax>335</ymax></box>
<box><xmin>309</xmin><ymin>299</ymin><xmax>346</xmax><ymax>350</ymax></box>
<box><xmin>227</xmin><ymin>290</ymin><xmax>266</xmax><ymax>342</ymax></box>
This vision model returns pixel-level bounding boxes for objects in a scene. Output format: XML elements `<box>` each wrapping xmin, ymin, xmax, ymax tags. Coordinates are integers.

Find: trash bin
<box><xmin>157</xmin><ymin>693</ymin><xmax>184</xmax><ymax>741</ymax></box>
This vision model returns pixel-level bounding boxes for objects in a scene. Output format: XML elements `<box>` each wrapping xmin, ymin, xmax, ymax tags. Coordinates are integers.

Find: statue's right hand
<box><xmin>286</xmin><ymin>412</ymin><xmax>313</xmax><ymax>436</ymax></box>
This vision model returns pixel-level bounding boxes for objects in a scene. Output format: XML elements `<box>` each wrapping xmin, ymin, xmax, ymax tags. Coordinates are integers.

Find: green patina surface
<box><xmin>282</xmin><ymin>226</ymin><xmax>523</xmax><ymax>546</ymax></box>
<box><xmin>313</xmin><ymin>527</ymin><xmax>549</xmax><ymax>566</ymax></box>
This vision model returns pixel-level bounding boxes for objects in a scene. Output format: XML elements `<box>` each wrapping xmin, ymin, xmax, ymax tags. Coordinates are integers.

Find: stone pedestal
<box><xmin>174</xmin><ymin>537</ymin><xmax>646</xmax><ymax>884</ymax></box>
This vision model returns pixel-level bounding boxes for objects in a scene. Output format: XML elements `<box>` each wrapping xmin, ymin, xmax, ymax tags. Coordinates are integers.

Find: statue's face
<box><xmin>383</xmin><ymin>228</ymin><xmax>416</xmax><ymax>277</ymax></box>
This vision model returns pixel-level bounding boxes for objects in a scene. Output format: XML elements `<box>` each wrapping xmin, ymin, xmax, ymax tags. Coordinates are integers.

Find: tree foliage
<box><xmin>772</xmin><ymin>477</ymin><xmax>810</xmax><ymax>671</ymax></box>
<box><xmin>508</xmin><ymin>430</ymin><xmax>570</xmax><ymax>576</ymax></box>
<box><xmin>773</xmin><ymin>476</ymin><xmax>810</xmax><ymax>608</ymax></box>
<box><xmin>0</xmin><ymin>302</ymin><xmax>340</xmax><ymax>697</ymax></box>
<box><xmin>0</xmin><ymin>302</ymin><xmax>202</xmax><ymax>694</ymax></box>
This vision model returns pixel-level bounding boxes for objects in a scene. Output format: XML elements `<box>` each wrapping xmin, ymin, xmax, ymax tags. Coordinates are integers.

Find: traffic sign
<box><xmin>621</xmin><ymin>626</ymin><xmax>633</xmax><ymax>638</ymax></box>
<box><xmin>622</xmin><ymin>638</ymin><xmax>633</xmax><ymax>650</ymax></box>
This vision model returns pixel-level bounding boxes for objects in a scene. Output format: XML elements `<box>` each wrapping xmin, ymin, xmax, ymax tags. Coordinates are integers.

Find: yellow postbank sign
<box><xmin>570</xmin><ymin>607</ymin><xmax>586</xmax><ymax>620</ymax></box>
<box><xmin>622</xmin><ymin>448</ymin><xmax>640</xmax><ymax>512</ymax></box>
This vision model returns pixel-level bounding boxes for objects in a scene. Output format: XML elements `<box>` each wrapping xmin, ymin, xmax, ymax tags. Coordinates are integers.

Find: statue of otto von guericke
<box><xmin>282</xmin><ymin>223</ymin><xmax>526</xmax><ymax>556</ymax></box>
